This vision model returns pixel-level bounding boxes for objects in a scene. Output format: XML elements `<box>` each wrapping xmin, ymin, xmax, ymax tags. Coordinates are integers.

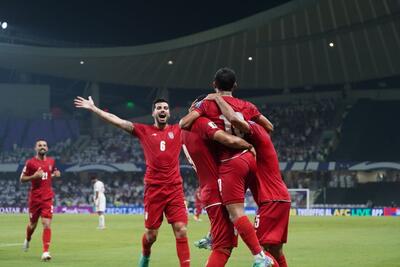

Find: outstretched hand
<box><xmin>74</xmin><ymin>96</ymin><xmax>96</xmax><ymax>111</ymax></box>
<box><xmin>188</xmin><ymin>97</ymin><xmax>200</xmax><ymax>112</ymax></box>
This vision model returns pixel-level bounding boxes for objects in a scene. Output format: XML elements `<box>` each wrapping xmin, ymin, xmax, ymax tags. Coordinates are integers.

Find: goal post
<box><xmin>288</xmin><ymin>188</ymin><xmax>310</xmax><ymax>210</ymax></box>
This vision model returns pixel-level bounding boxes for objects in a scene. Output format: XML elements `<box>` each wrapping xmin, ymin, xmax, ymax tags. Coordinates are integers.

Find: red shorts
<box><xmin>29</xmin><ymin>199</ymin><xmax>53</xmax><ymax>223</ymax></box>
<box><xmin>143</xmin><ymin>184</ymin><xmax>188</xmax><ymax>229</ymax></box>
<box><xmin>200</xmin><ymin>185</ymin><xmax>222</xmax><ymax>207</ymax></box>
<box><xmin>206</xmin><ymin>204</ymin><xmax>238</xmax><ymax>250</ymax></box>
<box><xmin>255</xmin><ymin>201</ymin><xmax>290</xmax><ymax>245</ymax></box>
<box><xmin>218</xmin><ymin>152</ymin><xmax>257</xmax><ymax>205</ymax></box>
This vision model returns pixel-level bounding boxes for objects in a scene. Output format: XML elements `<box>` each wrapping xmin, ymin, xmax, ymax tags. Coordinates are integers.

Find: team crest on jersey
<box><xmin>168</xmin><ymin>132</ymin><xmax>174</xmax><ymax>139</ymax></box>
<box><xmin>195</xmin><ymin>100</ymin><xmax>203</xmax><ymax>108</ymax></box>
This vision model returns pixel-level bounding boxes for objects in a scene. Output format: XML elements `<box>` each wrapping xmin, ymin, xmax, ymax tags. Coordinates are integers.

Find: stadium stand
<box><xmin>262</xmin><ymin>98</ymin><xmax>337</xmax><ymax>161</ymax></box>
<box><xmin>0</xmin><ymin>118</ymin><xmax>78</xmax><ymax>163</ymax></box>
<box><xmin>0</xmin><ymin>98</ymin><xmax>340</xmax><ymax>164</ymax></box>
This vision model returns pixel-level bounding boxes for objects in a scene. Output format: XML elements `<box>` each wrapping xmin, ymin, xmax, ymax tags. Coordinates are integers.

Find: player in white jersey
<box><xmin>91</xmin><ymin>176</ymin><xmax>106</xmax><ymax>229</ymax></box>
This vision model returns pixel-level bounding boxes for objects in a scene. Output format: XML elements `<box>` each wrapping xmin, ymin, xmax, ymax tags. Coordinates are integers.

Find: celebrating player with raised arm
<box><xmin>21</xmin><ymin>139</ymin><xmax>61</xmax><ymax>261</ymax></box>
<box><xmin>74</xmin><ymin>96</ymin><xmax>190</xmax><ymax>267</ymax></box>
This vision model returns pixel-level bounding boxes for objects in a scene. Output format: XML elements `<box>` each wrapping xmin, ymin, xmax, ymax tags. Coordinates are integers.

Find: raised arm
<box><xmin>253</xmin><ymin>114</ymin><xmax>274</xmax><ymax>133</ymax></box>
<box><xmin>179</xmin><ymin>110</ymin><xmax>200</xmax><ymax>130</ymax></box>
<box><xmin>74</xmin><ymin>96</ymin><xmax>133</xmax><ymax>134</ymax></box>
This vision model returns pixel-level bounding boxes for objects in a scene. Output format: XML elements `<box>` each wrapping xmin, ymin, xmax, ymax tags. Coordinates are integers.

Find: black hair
<box><xmin>214</xmin><ymin>67</ymin><xmax>236</xmax><ymax>91</ymax></box>
<box><xmin>35</xmin><ymin>139</ymin><xmax>47</xmax><ymax>145</ymax></box>
<box><xmin>152</xmin><ymin>98</ymin><xmax>169</xmax><ymax>110</ymax></box>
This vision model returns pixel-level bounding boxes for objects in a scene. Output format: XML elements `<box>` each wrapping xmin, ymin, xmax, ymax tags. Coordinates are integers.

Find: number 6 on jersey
<box><xmin>160</xmin><ymin>140</ymin><xmax>166</xmax><ymax>151</ymax></box>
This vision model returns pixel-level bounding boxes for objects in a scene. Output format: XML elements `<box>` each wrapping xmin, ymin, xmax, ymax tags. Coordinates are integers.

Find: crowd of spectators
<box><xmin>62</xmin><ymin>126</ymin><xmax>144</xmax><ymax>164</ymax></box>
<box><xmin>261</xmin><ymin>98</ymin><xmax>337</xmax><ymax>161</ymax></box>
<box><xmin>0</xmin><ymin>177</ymin><xmax>26</xmax><ymax>206</ymax></box>
<box><xmin>0</xmin><ymin>147</ymin><xmax>33</xmax><ymax>164</ymax></box>
<box><xmin>0</xmin><ymin>138</ymin><xmax>72</xmax><ymax>164</ymax></box>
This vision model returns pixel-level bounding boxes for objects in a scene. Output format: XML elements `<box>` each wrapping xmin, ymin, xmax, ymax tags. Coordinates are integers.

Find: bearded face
<box><xmin>35</xmin><ymin>140</ymin><xmax>48</xmax><ymax>156</ymax></box>
<box><xmin>152</xmin><ymin>102</ymin><xmax>170</xmax><ymax>125</ymax></box>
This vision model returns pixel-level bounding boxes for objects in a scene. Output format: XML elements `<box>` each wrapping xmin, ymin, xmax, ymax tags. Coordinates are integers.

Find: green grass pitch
<box><xmin>0</xmin><ymin>214</ymin><xmax>399</xmax><ymax>266</ymax></box>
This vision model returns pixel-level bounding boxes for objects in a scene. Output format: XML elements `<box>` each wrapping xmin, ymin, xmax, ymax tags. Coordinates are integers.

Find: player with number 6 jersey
<box><xmin>20</xmin><ymin>139</ymin><xmax>61</xmax><ymax>261</ymax></box>
<box><xmin>132</xmin><ymin>122</ymin><xmax>182</xmax><ymax>186</ymax></box>
<box><xmin>74</xmin><ymin>96</ymin><xmax>190</xmax><ymax>267</ymax></box>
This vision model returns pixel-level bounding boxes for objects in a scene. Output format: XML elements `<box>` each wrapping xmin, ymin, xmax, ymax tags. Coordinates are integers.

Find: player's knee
<box><xmin>42</xmin><ymin>220</ymin><xmax>51</xmax><ymax>229</ymax></box>
<box><xmin>145</xmin><ymin>230</ymin><xmax>158</xmax><ymax>243</ymax></box>
<box><xmin>147</xmin><ymin>235</ymin><xmax>157</xmax><ymax>243</ymax></box>
<box><xmin>226</xmin><ymin>205</ymin><xmax>245</xmax><ymax>222</ymax></box>
<box><xmin>29</xmin><ymin>222</ymin><xmax>38</xmax><ymax>229</ymax></box>
<box><xmin>173</xmin><ymin>223</ymin><xmax>187</xmax><ymax>238</ymax></box>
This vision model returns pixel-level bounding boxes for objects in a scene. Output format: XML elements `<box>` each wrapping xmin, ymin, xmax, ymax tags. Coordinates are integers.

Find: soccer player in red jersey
<box><xmin>74</xmin><ymin>96</ymin><xmax>190</xmax><ymax>267</ymax></box>
<box><xmin>182</xmin><ymin>108</ymin><xmax>254</xmax><ymax>267</ymax></box>
<box><xmin>20</xmin><ymin>139</ymin><xmax>61</xmax><ymax>261</ymax></box>
<box><xmin>180</xmin><ymin>68</ymin><xmax>275</xmax><ymax>267</ymax></box>
<box><xmin>211</xmin><ymin>94</ymin><xmax>291</xmax><ymax>267</ymax></box>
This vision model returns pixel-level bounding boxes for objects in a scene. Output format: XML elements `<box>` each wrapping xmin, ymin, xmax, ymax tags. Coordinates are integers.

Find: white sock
<box><xmin>99</xmin><ymin>215</ymin><xmax>105</xmax><ymax>228</ymax></box>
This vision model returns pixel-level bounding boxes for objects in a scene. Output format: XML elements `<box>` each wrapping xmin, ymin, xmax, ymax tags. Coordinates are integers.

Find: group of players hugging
<box><xmin>21</xmin><ymin>67</ymin><xmax>290</xmax><ymax>267</ymax></box>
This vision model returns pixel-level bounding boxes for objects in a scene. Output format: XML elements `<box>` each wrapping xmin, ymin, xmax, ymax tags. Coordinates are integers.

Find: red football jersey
<box><xmin>132</xmin><ymin>123</ymin><xmax>182</xmax><ymax>185</ymax></box>
<box><xmin>194</xmin><ymin>96</ymin><xmax>261</xmax><ymax>161</ymax></box>
<box><xmin>181</xmin><ymin>117</ymin><xmax>220</xmax><ymax>206</ymax></box>
<box><xmin>247</xmin><ymin>121</ymin><xmax>290</xmax><ymax>202</ymax></box>
<box><xmin>21</xmin><ymin>157</ymin><xmax>56</xmax><ymax>202</ymax></box>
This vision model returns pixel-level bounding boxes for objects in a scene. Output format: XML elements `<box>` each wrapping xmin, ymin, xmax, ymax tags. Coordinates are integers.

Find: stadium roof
<box><xmin>0</xmin><ymin>0</ymin><xmax>399</xmax><ymax>89</ymax></box>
